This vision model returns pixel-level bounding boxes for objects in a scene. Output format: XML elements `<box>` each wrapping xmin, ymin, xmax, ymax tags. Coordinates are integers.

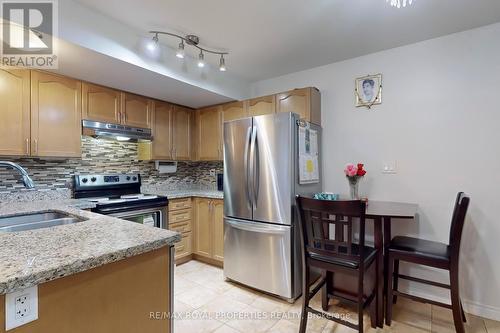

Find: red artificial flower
<box><xmin>356</xmin><ymin>163</ymin><xmax>366</xmax><ymax>176</ymax></box>
<box><xmin>357</xmin><ymin>169</ymin><xmax>367</xmax><ymax>176</ymax></box>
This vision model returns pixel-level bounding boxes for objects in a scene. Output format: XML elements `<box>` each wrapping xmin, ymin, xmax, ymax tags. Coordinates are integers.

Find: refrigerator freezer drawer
<box><xmin>223</xmin><ymin>218</ymin><xmax>293</xmax><ymax>299</ymax></box>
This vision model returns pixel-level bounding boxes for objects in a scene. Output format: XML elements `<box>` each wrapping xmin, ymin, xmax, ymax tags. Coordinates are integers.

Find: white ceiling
<box><xmin>74</xmin><ymin>0</ymin><xmax>500</xmax><ymax>82</ymax></box>
<box><xmin>53</xmin><ymin>40</ymin><xmax>233</xmax><ymax>108</ymax></box>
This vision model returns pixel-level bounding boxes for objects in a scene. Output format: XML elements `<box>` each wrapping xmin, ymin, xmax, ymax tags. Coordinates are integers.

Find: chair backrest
<box><xmin>448</xmin><ymin>192</ymin><xmax>470</xmax><ymax>254</ymax></box>
<box><xmin>296</xmin><ymin>196</ymin><xmax>367</xmax><ymax>266</ymax></box>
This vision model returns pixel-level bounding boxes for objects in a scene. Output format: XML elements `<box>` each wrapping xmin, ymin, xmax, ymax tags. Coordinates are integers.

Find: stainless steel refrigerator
<box><xmin>223</xmin><ymin>112</ymin><xmax>322</xmax><ymax>301</ymax></box>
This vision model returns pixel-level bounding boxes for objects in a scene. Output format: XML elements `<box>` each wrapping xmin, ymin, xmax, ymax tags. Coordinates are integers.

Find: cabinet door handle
<box><xmin>33</xmin><ymin>139</ymin><xmax>38</xmax><ymax>154</ymax></box>
<box><xmin>25</xmin><ymin>138</ymin><xmax>29</xmax><ymax>155</ymax></box>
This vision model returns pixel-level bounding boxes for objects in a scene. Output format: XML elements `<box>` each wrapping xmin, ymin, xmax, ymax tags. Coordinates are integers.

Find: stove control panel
<box><xmin>75</xmin><ymin>174</ymin><xmax>141</xmax><ymax>188</ymax></box>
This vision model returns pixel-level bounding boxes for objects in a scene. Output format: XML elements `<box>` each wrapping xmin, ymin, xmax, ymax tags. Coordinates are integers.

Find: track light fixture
<box><xmin>149</xmin><ymin>30</ymin><xmax>228</xmax><ymax>71</ymax></box>
<box><xmin>176</xmin><ymin>40</ymin><xmax>185</xmax><ymax>59</ymax></box>
<box><xmin>198</xmin><ymin>51</ymin><xmax>205</xmax><ymax>68</ymax></box>
<box><xmin>386</xmin><ymin>0</ymin><xmax>414</xmax><ymax>8</ymax></box>
<box><xmin>147</xmin><ymin>33</ymin><xmax>159</xmax><ymax>51</ymax></box>
<box><xmin>219</xmin><ymin>55</ymin><xmax>226</xmax><ymax>72</ymax></box>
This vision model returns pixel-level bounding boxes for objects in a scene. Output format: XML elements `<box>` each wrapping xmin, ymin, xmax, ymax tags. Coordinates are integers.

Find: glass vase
<box><xmin>348</xmin><ymin>178</ymin><xmax>360</xmax><ymax>200</ymax></box>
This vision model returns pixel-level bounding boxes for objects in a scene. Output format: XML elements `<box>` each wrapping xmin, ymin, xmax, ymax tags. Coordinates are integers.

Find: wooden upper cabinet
<box><xmin>121</xmin><ymin>93</ymin><xmax>152</xmax><ymax>128</ymax></box>
<box><xmin>172</xmin><ymin>105</ymin><xmax>192</xmax><ymax>161</ymax></box>
<box><xmin>248</xmin><ymin>95</ymin><xmax>276</xmax><ymax>117</ymax></box>
<box><xmin>194</xmin><ymin>198</ymin><xmax>212</xmax><ymax>259</ymax></box>
<box><xmin>196</xmin><ymin>106</ymin><xmax>222</xmax><ymax>161</ymax></box>
<box><xmin>31</xmin><ymin>71</ymin><xmax>82</xmax><ymax>158</ymax></box>
<box><xmin>277</xmin><ymin>87</ymin><xmax>321</xmax><ymax>125</ymax></box>
<box><xmin>82</xmin><ymin>83</ymin><xmax>121</xmax><ymax>124</ymax></box>
<box><xmin>212</xmin><ymin>200</ymin><xmax>224</xmax><ymax>262</ymax></box>
<box><xmin>0</xmin><ymin>68</ymin><xmax>30</xmax><ymax>156</ymax></box>
<box><xmin>222</xmin><ymin>101</ymin><xmax>247</xmax><ymax>122</ymax></box>
<box><xmin>151</xmin><ymin>101</ymin><xmax>173</xmax><ymax>160</ymax></box>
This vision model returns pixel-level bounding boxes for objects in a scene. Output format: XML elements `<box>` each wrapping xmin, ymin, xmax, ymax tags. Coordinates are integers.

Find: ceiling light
<box><xmin>198</xmin><ymin>51</ymin><xmax>205</xmax><ymax>68</ymax></box>
<box><xmin>219</xmin><ymin>55</ymin><xmax>226</xmax><ymax>72</ymax></box>
<box><xmin>176</xmin><ymin>40</ymin><xmax>185</xmax><ymax>59</ymax></box>
<box><xmin>148</xmin><ymin>31</ymin><xmax>229</xmax><ymax>71</ymax></box>
<box><xmin>386</xmin><ymin>0</ymin><xmax>413</xmax><ymax>8</ymax></box>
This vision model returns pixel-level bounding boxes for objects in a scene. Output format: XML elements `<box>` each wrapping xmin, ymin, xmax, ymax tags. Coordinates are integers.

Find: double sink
<box><xmin>0</xmin><ymin>211</ymin><xmax>85</xmax><ymax>233</ymax></box>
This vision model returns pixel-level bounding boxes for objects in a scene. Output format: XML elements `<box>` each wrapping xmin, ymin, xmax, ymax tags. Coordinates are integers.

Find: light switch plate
<box><xmin>382</xmin><ymin>161</ymin><xmax>397</xmax><ymax>174</ymax></box>
<box><xmin>5</xmin><ymin>286</ymin><xmax>38</xmax><ymax>330</ymax></box>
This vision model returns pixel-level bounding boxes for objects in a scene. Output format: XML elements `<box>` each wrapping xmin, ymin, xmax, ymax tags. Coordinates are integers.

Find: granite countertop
<box><xmin>143</xmin><ymin>187</ymin><xmax>224</xmax><ymax>200</ymax></box>
<box><xmin>0</xmin><ymin>201</ymin><xmax>180</xmax><ymax>295</ymax></box>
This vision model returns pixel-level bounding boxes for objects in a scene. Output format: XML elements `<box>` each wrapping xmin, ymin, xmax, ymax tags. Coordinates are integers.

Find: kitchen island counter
<box><xmin>0</xmin><ymin>200</ymin><xmax>180</xmax><ymax>295</ymax></box>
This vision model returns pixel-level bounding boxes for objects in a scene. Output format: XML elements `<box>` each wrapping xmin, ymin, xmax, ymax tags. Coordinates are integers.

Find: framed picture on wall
<box><xmin>355</xmin><ymin>74</ymin><xmax>382</xmax><ymax>109</ymax></box>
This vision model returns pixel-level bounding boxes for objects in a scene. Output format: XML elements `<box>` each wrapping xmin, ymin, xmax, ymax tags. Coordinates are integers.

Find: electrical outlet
<box><xmin>5</xmin><ymin>286</ymin><xmax>38</xmax><ymax>330</ymax></box>
<box><xmin>209</xmin><ymin>169</ymin><xmax>216</xmax><ymax>177</ymax></box>
<box><xmin>15</xmin><ymin>294</ymin><xmax>30</xmax><ymax>320</ymax></box>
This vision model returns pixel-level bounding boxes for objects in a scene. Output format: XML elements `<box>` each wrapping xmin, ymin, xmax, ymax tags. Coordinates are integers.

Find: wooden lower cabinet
<box><xmin>169</xmin><ymin>197</ymin><xmax>192</xmax><ymax>211</ymax></box>
<box><xmin>174</xmin><ymin>232</ymin><xmax>192</xmax><ymax>261</ymax></box>
<box><xmin>168</xmin><ymin>198</ymin><xmax>193</xmax><ymax>264</ymax></box>
<box><xmin>193</xmin><ymin>198</ymin><xmax>224</xmax><ymax>265</ymax></box>
<box><xmin>0</xmin><ymin>248</ymin><xmax>172</xmax><ymax>333</ymax></box>
<box><xmin>212</xmin><ymin>200</ymin><xmax>224</xmax><ymax>262</ymax></box>
<box><xmin>193</xmin><ymin>198</ymin><xmax>212</xmax><ymax>259</ymax></box>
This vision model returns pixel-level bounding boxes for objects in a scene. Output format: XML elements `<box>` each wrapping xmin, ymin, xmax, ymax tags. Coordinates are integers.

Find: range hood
<box><xmin>82</xmin><ymin>120</ymin><xmax>153</xmax><ymax>142</ymax></box>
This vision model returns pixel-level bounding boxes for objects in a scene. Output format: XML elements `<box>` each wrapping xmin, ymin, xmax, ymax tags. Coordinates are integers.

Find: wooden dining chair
<box><xmin>386</xmin><ymin>192</ymin><xmax>470</xmax><ymax>333</ymax></box>
<box><xmin>296</xmin><ymin>196</ymin><xmax>378</xmax><ymax>333</ymax></box>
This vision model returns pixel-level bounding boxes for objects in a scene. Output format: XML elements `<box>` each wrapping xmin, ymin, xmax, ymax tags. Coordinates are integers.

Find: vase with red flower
<box><xmin>344</xmin><ymin>163</ymin><xmax>367</xmax><ymax>200</ymax></box>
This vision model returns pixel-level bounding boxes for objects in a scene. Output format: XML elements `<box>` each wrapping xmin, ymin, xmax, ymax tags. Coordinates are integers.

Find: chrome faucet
<box><xmin>0</xmin><ymin>161</ymin><xmax>35</xmax><ymax>189</ymax></box>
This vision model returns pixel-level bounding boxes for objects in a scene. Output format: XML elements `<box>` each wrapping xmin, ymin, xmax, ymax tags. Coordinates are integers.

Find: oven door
<box><xmin>109</xmin><ymin>207</ymin><xmax>167</xmax><ymax>229</ymax></box>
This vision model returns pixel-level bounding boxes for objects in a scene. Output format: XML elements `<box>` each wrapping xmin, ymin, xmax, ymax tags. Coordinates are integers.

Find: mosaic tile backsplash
<box><xmin>0</xmin><ymin>136</ymin><xmax>223</xmax><ymax>194</ymax></box>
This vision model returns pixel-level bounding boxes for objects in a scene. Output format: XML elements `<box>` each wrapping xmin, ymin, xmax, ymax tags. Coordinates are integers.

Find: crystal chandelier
<box><xmin>386</xmin><ymin>0</ymin><xmax>413</xmax><ymax>8</ymax></box>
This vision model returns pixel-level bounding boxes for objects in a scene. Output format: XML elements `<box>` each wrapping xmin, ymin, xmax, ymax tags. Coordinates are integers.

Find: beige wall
<box><xmin>251</xmin><ymin>22</ymin><xmax>500</xmax><ymax>320</ymax></box>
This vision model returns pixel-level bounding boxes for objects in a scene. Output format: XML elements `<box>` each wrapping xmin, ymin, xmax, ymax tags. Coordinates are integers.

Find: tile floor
<box><xmin>173</xmin><ymin>260</ymin><xmax>499</xmax><ymax>333</ymax></box>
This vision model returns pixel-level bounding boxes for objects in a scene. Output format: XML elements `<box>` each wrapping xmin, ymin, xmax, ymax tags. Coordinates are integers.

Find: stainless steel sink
<box><xmin>0</xmin><ymin>211</ymin><xmax>85</xmax><ymax>232</ymax></box>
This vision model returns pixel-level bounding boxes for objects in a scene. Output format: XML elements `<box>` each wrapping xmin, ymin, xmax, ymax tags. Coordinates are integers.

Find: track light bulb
<box><xmin>147</xmin><ymin>33</ymin><xmax>159</xmax><ymax>51</ymax></box>
<box><xmin>198</xmin><ymin>51</ymin><xmax>205</xmax><ymax>68</ymax></box>
<box><xmin>176</xmin><ymin>40</ymin><xmax>185</xmax><ymax>59</ymax></box>
<box><xmin>219</xmin><ymin>55</ymin><xmax>226</xmax><ymax>72</ymax></box>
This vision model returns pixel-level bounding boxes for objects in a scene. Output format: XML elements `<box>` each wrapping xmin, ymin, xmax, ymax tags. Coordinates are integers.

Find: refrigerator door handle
<box><xmin>243</xmin><ymin>126</ymin><xmax>253</xmax><ymax>210</ymax></box>
<box><xmin>253</xmin><ymin>127</ymin><xmax>260</xmax><ymax>206</ymax></box>
<box><xmin>226</xmin><ymin>219</ymin><xmax>289</xmax><ymax>235</ymax></box>
<box><xmin>249</xmin><ymin>124</ymin><xmax>257</xmax><ymax>210</ymax></box>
